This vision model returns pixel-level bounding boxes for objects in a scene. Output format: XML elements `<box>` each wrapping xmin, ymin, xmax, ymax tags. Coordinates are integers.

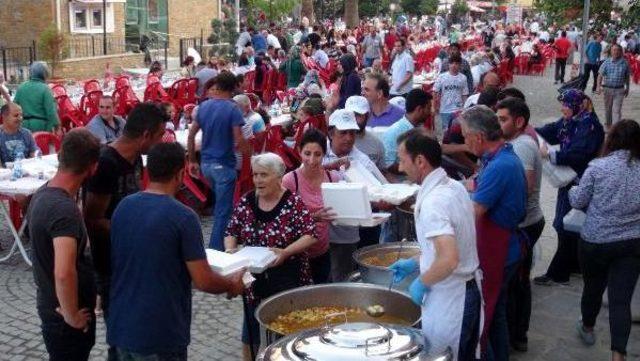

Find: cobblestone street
<box><xmin>0</xmin><ymin>69</ymin><xmax>639</xmax><ymax>360</ymax></box>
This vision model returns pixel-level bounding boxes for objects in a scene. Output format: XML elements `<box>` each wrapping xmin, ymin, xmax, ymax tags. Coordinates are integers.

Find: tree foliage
<box><xmin>38</xmin><ymin>23</ymin><xmax>67</xmax><ymax>78</ymax></box>
<box><xmin>450</xmin><ymin>0</ymin><xmax>469</xmax><ymax>24</ymax></box>
<box><xmin>400</xmin><ymin>0</ymin><xmax>438</xmax><ymax>16</ymax></box>
<box><xmin>533</xmin><ymin>0</ymin><xmax>613</xmax><ymax>27</ymax></box>
<box><xmin>208</xmin><ymin>5</ymin><xmax>238</xmax><ymax>60</ymax></box>
<box><xmin>245</xmin><ymin>0</ymin><xmax>299</xmax><ymax>23</ymax></box>
<box><xmin>621</xmin><ymin>0</ymin><xmax>640</xmax><ymax>28</ymax></box>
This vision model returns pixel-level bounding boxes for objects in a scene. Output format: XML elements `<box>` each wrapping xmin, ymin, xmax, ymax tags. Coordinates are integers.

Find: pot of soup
<box><xmin>254</xmin><ymin>283</ymin><xmax>421</xmax><ymax>348</ymax></box>
<box><xmin>352</xmin><ymin>242</ymin><xmax>421</xmax><ymax>291</ymax></box>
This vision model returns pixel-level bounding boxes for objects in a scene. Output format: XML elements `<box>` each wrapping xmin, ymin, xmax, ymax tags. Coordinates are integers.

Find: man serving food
<box><xmin>390</xmin><ymin>128</ymin><xmax>482</xmax><ymax>361</ymax></box>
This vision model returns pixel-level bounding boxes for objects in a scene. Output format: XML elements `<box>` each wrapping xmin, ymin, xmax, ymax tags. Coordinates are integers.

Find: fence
<box><xmin>65</xmin><ymin>35</ymin><xmax>130</xmax><ymax>59</ymax></box>
<box><xmin>1</xmin><ymin>43</ymin><xmax>36</xmax><ymax>84</ymax></box>
<box><xmin>179</xmin><ymin>37</ymin><xmax>233</xmax><ymax>64</ymax></box>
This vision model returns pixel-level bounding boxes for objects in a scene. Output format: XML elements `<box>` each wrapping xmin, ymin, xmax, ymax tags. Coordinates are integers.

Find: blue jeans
<box><xmin>364</xmin><ymin>57</ymin><xmax>377</xmax><ymax>68</ymax></box>
<box><xmin>440</xmin><ymin>112</ymin><xmax>456</xmax><ymax>132</ymax></box>
<box><xmin>486</xmin><ymin>262</ymin><xmax>519</xmax><ymax>361</ymax></box>
<box><xmin>458</xmin><ymin>280</ymin><xmax>481</xmax><ymax>361</ymax></box>
<box><xmin>201</xmin><ymin>163</ymin><xmax>237</xmax><ymax>250</ymax></box>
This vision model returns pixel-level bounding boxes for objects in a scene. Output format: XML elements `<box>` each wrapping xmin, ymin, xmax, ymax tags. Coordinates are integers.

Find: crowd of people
<box><xmin>2</xmin><ymin>11</ymin><xmax>638</xmax><ymax>361</ymax></box>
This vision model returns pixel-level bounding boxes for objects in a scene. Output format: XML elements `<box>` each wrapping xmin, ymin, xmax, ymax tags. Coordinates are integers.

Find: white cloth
<box><xmin>390</xmin><ymin>50</ymin><xmax>415</xmax><ymax>95</ymax></box>
<box><xmin>414</xmin><ymin>167</ymin><xmax>480</xmax><ymax>360</ymax></box>
<box><xmin>266</xmin><ymin>33</ymin><xmax>281</xmax><ymax>49</ymax></box>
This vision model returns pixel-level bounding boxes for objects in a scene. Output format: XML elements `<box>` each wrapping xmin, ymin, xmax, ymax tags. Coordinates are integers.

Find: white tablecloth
<box><xmin>175</xmin><ymin>129</ymin><xmax>202</xmax><ymax>150</ymax></box>
<box><xmin>270</xmin><ymin>114</ymin><xmax>293</xmax><ymax>128</ymax></box>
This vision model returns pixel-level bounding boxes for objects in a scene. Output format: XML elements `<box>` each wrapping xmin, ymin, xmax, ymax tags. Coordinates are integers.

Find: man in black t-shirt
<box><xmin>84</xmin><ymin>103</ymin><xmax>166</xmax><ymax>320</ymax></box>
<box><xmin>28</xmin><ymin>129</ymin><xmax>101</xmax><ymax>361</ymax></box>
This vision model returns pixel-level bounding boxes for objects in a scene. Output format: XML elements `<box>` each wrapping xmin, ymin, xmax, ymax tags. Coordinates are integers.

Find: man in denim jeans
<box><xmin>188</xmin><ymin>72</ymin><xmax>249</xmax><ymax>250</ymax></box>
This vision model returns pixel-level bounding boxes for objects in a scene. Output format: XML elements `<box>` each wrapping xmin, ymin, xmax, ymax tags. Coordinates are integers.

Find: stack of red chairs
<box><xmin>292</xmin><ymin>114</ymin><xmax>327</xmax><ymax>149</ymax></box>
<box><xmin>112</xmin><ymin>85</ymin><xmax>140</xmax><ymax>117</ymax></box>
<box><xmin>79</xmin><ymin>90</ymin><xmax>103</xmax><ymax>123</ymax></box>
<box><xmin>514</xmin><ymin>53</ymin><xmax>531</xmax><ymax>75</ymax></box>
<box><xmin>50</xmin><ymin>84</ymin><xmax>67</xmax><ymax>98</ymax></box>
<box><xmin>261</xmin><ymin>68</ymin><xmax>279</xmax><ymax>106</ymax></box>
<box><xmin>55</xmin><ymin>95</ymin><xmax>85</xmax><ymax>132</ymax></box>
<box><xmin>115</xmin><ymin>75</ymin><xmax>131</xmax><ymax>89</ymax></box>
<box><xmin>497</xmin><ymin>59</ymin><xmax>514</xmax><ymax>86</ymax></box>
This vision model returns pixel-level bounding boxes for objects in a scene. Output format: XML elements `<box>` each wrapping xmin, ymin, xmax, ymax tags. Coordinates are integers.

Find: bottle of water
<box><xmin>178</xmin><ymin>116</ymin><xmax>188</xmax><ymax>131</ymax></box>
<box><xmin>34</xmin><ymin>149</ymin><xmax>44</xmax><ymax>180</ymax></box>
<box><xmin>11</xmin><ymin>152</ymin><xmax>23</xmax><ymax>181</ymax></box>
<box><xmin>273</xmin><ymin>99</ymin><xmax>281</xmax><ymax>116</ymax></box>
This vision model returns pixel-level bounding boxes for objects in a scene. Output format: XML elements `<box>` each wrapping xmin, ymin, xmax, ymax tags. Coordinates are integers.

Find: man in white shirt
<box><xmin>391</xmin><ymin>128</ymin><xmax>481</xmax><ymax>361</ymax></box>
<box><xmin>390</xmin><ymin>39</ymin><xmax>415</xmax><ymax>97</ymax></box>
<box><xmin>322</xmin><ymin>109</ymin><xmax>387</xmax><ymax>282</ymax></box>
<box><xmin>539</xmin><ymin>30</ymin><xmax>550</xmax><ymax>43</ymax></box>
<box><xmin>264</xmin><ymin>30</ymin><xmax>281</xmax><ymax>50</ymax></box>
<box><xmin>434</xmin><ymin>54</ymin><xmax>469</xmax><ymax>131</ymax></box>
<box><xmin>235</xmin><ymin>28</ymin><xmax>252</xmax><ymax>56</ymax></box>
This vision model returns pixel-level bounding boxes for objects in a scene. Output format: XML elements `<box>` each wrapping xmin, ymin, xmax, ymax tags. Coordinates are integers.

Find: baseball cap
<box><xmin>344</xmin><ymin>96</ymin><xmax>370</xmax><ymax>115</ymax></box>
<box><xmin>328</xmin><ymin>109</ymin><xmax>359</xmax><ymax>131</ymax></box>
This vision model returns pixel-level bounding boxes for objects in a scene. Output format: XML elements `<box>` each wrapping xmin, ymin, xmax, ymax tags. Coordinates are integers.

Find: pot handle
<box><xmin>324</xmin><ymin>312</ymin><xmax>348</xmax><ymax>327</ymax></box>
<box><xmin>364</xmin><ymin>327</ymin><xmax>392</xmax><ymax>356</ymax></box>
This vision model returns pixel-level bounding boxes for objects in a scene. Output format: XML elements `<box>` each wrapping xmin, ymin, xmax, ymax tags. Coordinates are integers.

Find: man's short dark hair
<box><xmin>561</xmin><ymin>31</ymin><xmax>567</xmax><ymax>37</ymax></box>
<box><xmin>123</xmin><ymin>102</ymin><xmax>167</xmax><ymax>139</ymax></box>
<box><xmin>147</xmin><ymin>142</ymin><xmax>186</xmax><ymax>182</ymax></box>
<box><xmin>496</xmin><ymin>97</ymin><xmax>531</xmax><ymax>127</ymax></box>
<box><xmin>449</xmin><ymin>42</ymin><xmax>461</xmax><ymax>50</ymax></box>
<box><xmin>497</xmin><ymin>87</ymin><xmax>526</xmax><ymax>101</ymax></box>
<box><xmin>477</xmin><ymin>87</ymin><xmax>500</xmax><ymax>108</ymax></box>
<box><xmin>366</xmin><ymin>73</ymin><xmax>390</xmax><ymax>98</ymax></box>
<box><xmin>215</xmin><ymin>71</ymin><xmax>239</xmax><ymax>93</ymax></box>
<box><xmin>396</xmin><ymin>38</ymin><xmax>406</xmax><ymax>47</ymax></box>
<box><xmin>58</xmin><ymin>129</ymin><xmax>101</xmax><ymax>174</ymax></box>
<box><xmin>397</xmin><ymin>128</ymin><xmax>442</xmax><ymax>168</ymax></box>
<box><xmin>449</xmin><ymin>54</ymin><xmax>462</xmax><ymax>64</ymax></box>
<box><xmin>405</xmin><ymin>89</ymin><xmax>432</xmax><ymax>113</ymax></box>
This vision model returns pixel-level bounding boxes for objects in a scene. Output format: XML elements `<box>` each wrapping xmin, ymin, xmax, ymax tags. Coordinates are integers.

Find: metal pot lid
<box><xmin>261</xmin><ymin>322</ymin><xmax>427</xmax><ymax>361</ymax></box>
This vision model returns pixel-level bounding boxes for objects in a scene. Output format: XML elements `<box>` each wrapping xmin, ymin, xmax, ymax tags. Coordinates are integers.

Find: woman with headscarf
<box><xmin>13</xmin><ymin>62</ymin><xmax>59</xmax><ymax>132</ymax></box>
<box><xmin>337</xmin><ymin>53</ymin><xmax>361</xmax><ymax>109</ymax></box>
<box><xmin>534</xmin><ymin>89</ymin><xmax>605</xmax><ymax>286</ymax></box>
<box><xmin>299</xmin><ymin>69</ymin><xmax>326</xmax><ymax>95</ymax></box>
<box><xmin>279</xmin><ymin>46</ymin><xmax>306</xmax><ymax>89</ymax></box>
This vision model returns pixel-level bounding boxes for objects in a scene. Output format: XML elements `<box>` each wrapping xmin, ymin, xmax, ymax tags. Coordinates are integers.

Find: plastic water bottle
<box><xmin>273</xmin><ymin>99</ymin><xmax>281</xmax><ymax>116</ymax></box>
<box><xmin>178</xmin><ymin>116</ymin><xmax>188</xmax><ymax>131</ymax></box>
<box><xmin>11</xmin><ymin>152</ymin><xmax>23</xmax><ymax>181</ymax></box>
<box><xmin>34</xmin><ymin>149</ymin><xmax>44</xmax><ymax>180</ymax></box>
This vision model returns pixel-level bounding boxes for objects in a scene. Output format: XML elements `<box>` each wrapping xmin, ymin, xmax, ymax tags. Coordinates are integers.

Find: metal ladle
<box><xmin>366</xmin><ymin>239</ymin><xmax>407</xmax><ymax>318</ymax></box>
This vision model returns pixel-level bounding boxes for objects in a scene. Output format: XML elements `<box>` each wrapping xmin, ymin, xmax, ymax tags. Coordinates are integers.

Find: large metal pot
<box><xmin>257</xmin><ymin>322</ymin><xmax>453</xmax><ymax>361</ymax></box>
<box><xmin>255</xmin><ymin>283</ymin><xmax>421</xmax><ymax>348</ymax></box>
<box><xmin>352</xmin><ymin>243</ymin><xmax>421</xmax><ymax>292</ymax></box>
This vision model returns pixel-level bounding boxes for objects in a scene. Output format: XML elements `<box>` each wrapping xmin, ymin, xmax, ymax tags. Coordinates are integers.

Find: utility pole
<box><xmin>578</xmin><ymin>0</ymin><xmax>590</xmax><ymax>75</ymax></box>
<box><xmin>102</xmin><ymin>0</ymin><xmax>108</xmax><ymax>55</ymax></box>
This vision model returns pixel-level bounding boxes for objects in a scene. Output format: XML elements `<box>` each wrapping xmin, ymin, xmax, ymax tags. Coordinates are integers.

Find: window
<box><xmin>75</xmin><ymin>9</ymin><xmax>88</xmax><ymax>29</ymax></box>
<box><xmin>92</xmin><ymin>9</ymin><xmax>103</xmax><ymax>28</ymax></box>
<box><xmin>126</xmin><ymin>0</ymin><xmax>138</xmax><ymax>25</ymax></box>
<box><xmin>69</xmin><ymin>3</ymin><xmax>115</xmax><ymax>34</ymax></box>
<box><xmin>148</xmin><ymin>0</ymin><xmax>159</xmax><ymax>23</ymax></box>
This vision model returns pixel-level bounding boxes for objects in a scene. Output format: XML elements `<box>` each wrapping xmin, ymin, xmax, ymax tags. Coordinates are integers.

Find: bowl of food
<box><xmin>352</xmin><ymin>242</ymin><xmax>421</xmax><ymax>291</ymax></box>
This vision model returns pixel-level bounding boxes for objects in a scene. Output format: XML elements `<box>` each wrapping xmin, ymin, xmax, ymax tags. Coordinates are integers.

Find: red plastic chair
<box><xmin>275</xmin><ymin>90</ymin><xmax>287</xmax><ymax>103</ymax></box>
<box><xmin>49</xmin><ymin>84</ymin><xmax>67</xmax><ymax>98</ymax></box>
<box><xmin>233</xmin><ymin>137</ymin><xmax>255</xmax><ymax>204</ymax></box>
<box><xmin>162</xmin><ymin>129</ymin><xmax>177</xmax><ymax>143</ymax></box>
<box><xmin>245</xmin><ymin>93</ymin><xmax>261</xmax><ymax>111</ymax></box>
<box><xmin>146</xmin><ymin>75</ymin><xmax>161</xmax><ymax>85</ymax></box>
<box><xmin>79</xmin><ymin>90</ymin><xmax>103</xmax><ymax>124</ymax></box>
<box><xmin>243</xmin><ymin>71</ymin><xmax>256</xmax><ymax>93</ymax></box>
<box><xmin>144</xmin><ymin>81</ymin><xmax>170</xmax><ymax>103</ymax></box>
<box><xmin>514</xmin><ymin>54</ymin><xmax>531</xmax><ymax>75</ymax></box>
<box><xmin>187</xmin><ymin>78</ymin><xmax>198</xmax><ymax>104</ymax></box>
<box><xmin>112</xmin><ymin>85</ymin><xmax>140</xmax><ymax>117</ymax></box>
<box><xmin>55</xmin><ymin>95</ymin><xmax>85</xmax><ymax>132</ymax></box>
<box><xmin>168</xmin><ymin>78</ymin><xmax>191</xmax><ymax>112</ymax></box>
<box><xmin>83</xmin><ymin>79</ymin><xmax>101</xmax><ymax>93</ymax></box>
<box><xmin>115</xmin><ymin>75</ymin><xmax>131</xmax><ymax>89</ymax></box>
<box><xmin>32</xmin><ymin>132</ymin><xmax>61</xmax><ymax>155</ymax></box>
<box><xmin>292</xmin><ymin>114</ymin><xmax>327</xmax><ymax>149</ymax></box>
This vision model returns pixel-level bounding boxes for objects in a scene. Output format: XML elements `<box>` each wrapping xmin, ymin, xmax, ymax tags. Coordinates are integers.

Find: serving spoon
<box><xmin>366</xmin><ymin>239</ymin><xmax>407</xmax><ymax>318</ymax></box>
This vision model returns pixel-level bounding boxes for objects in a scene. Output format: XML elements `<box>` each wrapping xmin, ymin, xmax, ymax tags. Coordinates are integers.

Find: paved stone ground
<box><xmin>0</xmin><ymin>68</ymin><xmax>638</xmax><ymax>360</ymax></box>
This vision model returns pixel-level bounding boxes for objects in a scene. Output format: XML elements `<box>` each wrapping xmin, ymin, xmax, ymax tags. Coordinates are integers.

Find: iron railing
<box><xmin>0</xmin><ymin>42</ymin><xmax>36</xmax><ymax>84</ymax></box>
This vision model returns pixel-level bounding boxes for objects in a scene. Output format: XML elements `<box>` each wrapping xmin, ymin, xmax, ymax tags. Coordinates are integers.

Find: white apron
<box><xmin>414</xmin><ymin>169</ymin><xmax>483</xmax><ymax>360</ymax></box>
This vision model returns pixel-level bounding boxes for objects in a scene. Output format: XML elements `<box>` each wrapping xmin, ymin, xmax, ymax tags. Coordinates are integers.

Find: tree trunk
<box><xmin>301</xmin><ymin>0</ymin><xmax>315</xmax><ymax>24</ymax></box>
<box><xmin>344</xmin><ymin>0</ymin><xmax>359</xmax><ymax>28</ymax></box>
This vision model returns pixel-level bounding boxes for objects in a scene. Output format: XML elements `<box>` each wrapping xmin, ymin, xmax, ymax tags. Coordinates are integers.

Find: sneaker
<box><xmin>533</xmin><ymin>275</ymin><xmax>570</xmax><ymax>286</ymax></box>
<box><xmin>576</xmin><ymin>320</ymin><xmax>595</xmax><ymax>346</ymax></box>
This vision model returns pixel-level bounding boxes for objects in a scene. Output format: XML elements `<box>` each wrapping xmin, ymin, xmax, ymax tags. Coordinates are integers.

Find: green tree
<box><xmin>621</xmin><ymin>0</ymin><xmax>640</xmax><ymax>28</ymax></box>
<box><xmin>38</xmin><ymin>23</ymin><xmax>67</xmax><ymax>78</ymax></box>
<box><xmin>533</xmin><ymin>0</ymin><xmax>613</xmax><ymax>27</ymax></box>
<box><xmin>246</xmin><ymin>0</ymin><xmax>299</xmax><ymax>23</ymax></box>
<box><xmin>400</xmin><ymin>0</ymin><xmax>438</xmax><ymax>16</ymax></box>
<box><xmin>450</xmin><ymin>0</ymin><xmax>469</xmax><ymax>24</ymax></box>
<box><xmin>208</xmin><ymin>5</ymin><xmax>239</xmax><ymax>60</ymax></box>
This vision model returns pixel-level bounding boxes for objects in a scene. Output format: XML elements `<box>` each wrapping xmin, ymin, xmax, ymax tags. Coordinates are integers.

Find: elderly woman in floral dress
<box><xmin>224</xmin><ymin>152</ymin><xmax>317</xmax><ymax>360</ymax></box>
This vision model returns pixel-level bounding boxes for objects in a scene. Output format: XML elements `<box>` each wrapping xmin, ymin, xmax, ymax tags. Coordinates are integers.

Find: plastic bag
<box><xmin>563</xmin><ymin>209</ymin><xmax>586</xmax><ymax>233</ymax></box>
<box><xmin>542</xmin><ymin>159</ymin><xmax>577</xmax><ymax>188</ymax></box>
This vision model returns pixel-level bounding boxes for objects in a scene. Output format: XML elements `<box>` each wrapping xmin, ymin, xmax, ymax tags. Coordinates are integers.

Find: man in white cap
<box><xmin>346</xmin><ymin>96</ymin><xmax>386</xmax><ymax>170</ymax></box>
<box><xmin>323</xmin><ymin>109</ymin><xmax>387</xmax><ymax>282</ymax></box>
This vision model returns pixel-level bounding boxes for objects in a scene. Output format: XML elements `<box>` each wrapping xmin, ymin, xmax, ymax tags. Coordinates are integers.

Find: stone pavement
<box><xmin>0</xmin><ymin>69</ymin><xmax>638</xmax><ymax>360</ymax></box>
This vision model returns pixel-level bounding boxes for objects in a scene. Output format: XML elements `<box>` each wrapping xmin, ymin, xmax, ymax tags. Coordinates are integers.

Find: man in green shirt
<box><xmin>13</xmin><ymin>62</ymin><xmax>60</xmax><ymax>132</ymax></box>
